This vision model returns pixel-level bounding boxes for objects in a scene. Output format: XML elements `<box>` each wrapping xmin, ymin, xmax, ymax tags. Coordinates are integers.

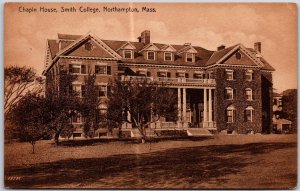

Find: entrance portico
<box><xmin>177</xmin><ymin>87</ymin><xmax>215</xmax><ymax>129</ymax></box>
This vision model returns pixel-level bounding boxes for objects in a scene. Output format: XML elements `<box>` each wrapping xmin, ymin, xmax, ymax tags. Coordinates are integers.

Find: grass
<box><xmin>4</xmin><ymin>134</ymin><xmax>297</xmax><ymax>189</ymax></box>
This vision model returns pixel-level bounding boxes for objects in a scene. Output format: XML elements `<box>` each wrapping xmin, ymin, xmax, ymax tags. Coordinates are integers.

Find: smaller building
<box><xmin>272</xmin><ymin>92</ymin><xmax>292</xmax><ymax>133</ymax></box>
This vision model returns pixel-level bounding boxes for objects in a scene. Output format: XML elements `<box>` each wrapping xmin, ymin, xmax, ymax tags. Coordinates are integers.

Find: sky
<box><xmin>4</xmin><ymin>2</ymin><xmax>298</xmax><ymax>92</ymax></box>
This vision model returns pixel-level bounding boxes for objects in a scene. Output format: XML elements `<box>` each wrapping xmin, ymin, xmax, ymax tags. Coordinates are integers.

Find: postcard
<box><xmin>4</xmin><ymin>2</ymin><xmax>297</xmax><ymax>189</ymax></box>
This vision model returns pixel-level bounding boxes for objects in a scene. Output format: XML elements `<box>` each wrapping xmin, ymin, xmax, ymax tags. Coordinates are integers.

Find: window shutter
<box><xmin>107</xmin><ymin>85</ymin><xmax>111</xmax><ymax>97</ymax></box>
<box><xmin>167</xmin><ymin>72</ymin><xmax>171</xmax><ymax>78</ymax></box>
<box><xmin>233</xmin><ymin>71</ymin><xmax>236</xmax><ymax>80</ymax></box>
<box><xmin>233</xmin><ymin>89</ymin><xmax>236</xmax><ymax>99</ymax></box>
<box><xmin>252</xmin><ymin>90</ymin><xmax>255</xmax><ymax>100</ymax></box>
<box><xmin>81</xmin><ymin>65</ymin><xmax>86</xmax><ymax>74</ymax></box>
<box><xmin>107</xmin><ymin>66</ymin><xmax>111</xmax><ymax>75</ymax></box>
<box><xmin>244</xmin><ymin>110</ymin><xmax>247</xmax><ymax>122</ymax></box>
<box><xmin>69</xmin><ymin>85</ymin><xmax>73</xmax><ymax>96</ymax></box>
<box><xmin>81</xmin><ymin>85</ymin><xmax>86</xmax><ymax>97</ymax></box>
<box><xmin>69</xmin><ymin>64</ymin><xmax>73</xmax><ymax>73</ymax></box>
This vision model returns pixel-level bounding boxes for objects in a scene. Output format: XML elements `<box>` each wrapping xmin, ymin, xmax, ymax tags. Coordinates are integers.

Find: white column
<box><xmin>127</xmin><ymin>111</ymin><xmax>132</xmax><ymax>128</ymax></box>
<box><xmin>182</xmin><ymin>88</ymin><xmax>187</xmax><ymax>127</ymax></box>
<box><xmin>177</xmin><ymin>88</ymin><xmax>181</xmax><ymax>128</ymax></box>
<box><xmin>203</xmin><ymin>88</ymin><xmax>207</xmax><ymax>127</ymax></box>
<box><xmin>208</xmin><ymin>88</ymin><xmax>212</xmax><ymax>127</ymax></box>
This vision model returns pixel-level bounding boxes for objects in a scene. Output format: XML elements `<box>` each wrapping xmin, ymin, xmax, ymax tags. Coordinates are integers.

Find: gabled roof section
<box><xmin>138</xmin><ymin>43</ymin><xmax>159</xmax><ymax>53</ymax></box>
<box><xmin>47</xmin><ymin>39</ymin><xmax>60</xmax><ymax>59</ymax></box>
<box><xmin>177</xmin><ymin>45</ymin><xmax>198</xmax><ymax>55</ymax></box>
<box><xmin>43</xmin><ymin>32</ymin><xmax>122</xmax><ymax>74</ymax></box>
<box><xmin>206</xmin><ymin>44</ymin><xmax>275</xmax><ymax>71</ymax></box>
<box><xmin>116</xmin><ymin>41</ymin><xmax>136</xmax><ymax>51</ymax></box>
<box><xmin>57</xmin><ymin>32</ymin><xmax>122</xmax><ymax>59</ymax></box>
<box><xmin>160</xmin><ymin>44</ymin><xmax>177</xmax><ymax>52</ymax></box>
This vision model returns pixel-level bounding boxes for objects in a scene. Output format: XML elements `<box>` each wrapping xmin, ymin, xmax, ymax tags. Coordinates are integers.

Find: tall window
<box><xmin>194</xmin><ymin>73</ymin><xmax>203</xmax><ymax>79</ymax></box>
<box><xmin>245</xmin><ymin>88</ymin><xmax>253</xmax><ymax>100</ymax></box>
<box><xmin>226</xmin><ymin>105</ymin><xmax>235</xmax><ymax>123</ymax></box>
<box><xmin>95</xmin><ymin>65</ymin><xmax>111</xmax><ymax>75</ymax></box>
<box><xmin>147</xmin><ymin>51</ymin><xmax>155</xmax><ymax>60</ymax></box>
<box><xmin>244</xmin><ymin>106</ymin><xmax>254</xmax><ymax>122</ymax></box>
<box><xmin>69</xmin><ymin>84</ymin><xmax>81</xmax><ymax>97</ymax></box>
<box><xmin>245</xmin><ymin>70</ymin><xmax>253</xmax><ymax>81</ymax></box>
<box><xmin>96</xmin><ymin>85</ymin><xmax>107</xmax><ymax>97</ymax></box>
<box><xmin>186</xmin><ymin>53</ymin><xmax>194</xmax><ymax>62</ymax></box>
<box><xmin>72</xmin><ymin>112</ymin><xmax>81</xmax><ymax>124</ymax></box>
<box><xmin>157</xmin><ymin>71</ymin><xmax>171</xmax><ymax>78</ymax></box>
<box><xmin>124</xmin><ymin>50</ymin><xmax>133</xmax><ymax>59</ymax></box>
<box><xmin>226</xmin><ymin>69</ymin><xmax>234</xmax><ymax>80</ymax></box>
<box><xmin>164</xmin><ymin>52</ymin><xmax>172</xmax><ymax>61</ymax></box>
<box><xmin>225</xmin><ymin>87</ymin><xmax>234</xmax><ymax>100</ymax></box>
<box><xmin>69</xmin><ymin>64</ymin><xmax>86</xmax><ymax>74</ymax></box>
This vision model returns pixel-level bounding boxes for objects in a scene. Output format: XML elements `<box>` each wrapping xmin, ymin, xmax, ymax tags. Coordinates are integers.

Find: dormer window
<box><xmin>186</xmin><ymin>53</ymin><xmax>194</xmax><ymax>62</ymax></box>
<box><xmin>164</xmin><ymin>52</ymin><xmax>172</xmax><ymax>61</ymax></box>
<box><xmin>124</xmin><ymin>50</ymin><xmax>133</xmax><ymax>59</ymax></box>
<box><xmin>147</xmin><ymin>51</ymin><xmax>155</xmax><ymax>60</ymax></box>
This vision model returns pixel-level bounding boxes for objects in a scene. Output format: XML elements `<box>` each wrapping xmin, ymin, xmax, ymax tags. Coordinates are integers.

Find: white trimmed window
<box><xmin>72</xmin><ymin>112</ymin><xmax>82</xmax><ymax>124</ymax></box>
<box><xmin>96</xmin><ymin>85</ymin><xmax>107</xmax><ymax>97</ymax></box>
<box><xmin>245</xmin><ymin>106</ymin><xmax>254</xmax><ymax>122</ymax></box>
<box><xmin>164</xmin><ymin>52</ymin><xmax>172</xmax><ymax>61</ymax></box>
<box><xmin>245</xmin><ymin>88</ymin><xmax>253</xmax><ymax>100</ymax></box>
<box><xmin>147</xmin><ymin>51</ymin><xmax>155</xmax><ymax>60</ymax></box>
<box><xmin>157</xmin><ymin>71</ymin><xmax>171</xmax><ymax>78</ymax></box>
<box><xmin>245</xmin><ymin>70</ymin><xmax>253</xmax><ymax>81</ymax></box>
<box><xmin>186</xmin><ymin>53</ymin><xmax>194</xmax><ymax>62</ymax></box>
<box><xmin>95</xmin><ymin>65</ymin><xmax>111</xmax><ymax>75</ymax></box>
<box><xmin>123</xmin><ymin>50</ymin><xmax>133</xmax><ymax>59</ymax></box>
<box><xmin>226</xmin><ymin>69</ymin><xmax>234</xmax><ymax>80</ymax></box>
<box><xmin>225</xmin><ymin>87</ymin><xmax>234</xmax><ymax>100</ymax></box>
<box><xmin>226</xmin><ymin>105</ymin><xmax>235</xmax><ymax>123</ymax></box>
<box><xmin>193</xmin><ymin>73</ymin><xmax>204</xmax><ymax>79</ymax></box>
<box><xmin>69</xmin><ymin>84</ymin><xmax>81</xmax><ymax>97</ymax></box>
<box><xmin>69</xmin><ymin>64</ymin><xmax>86</xmax><ymax>74</ymax></box>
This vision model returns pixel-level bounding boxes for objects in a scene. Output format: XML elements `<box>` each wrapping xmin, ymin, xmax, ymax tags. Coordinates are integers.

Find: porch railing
<box><xmin>119</xmin><ymin>75</ymin><xmax>216</xmax><ymax>86</ymax></box>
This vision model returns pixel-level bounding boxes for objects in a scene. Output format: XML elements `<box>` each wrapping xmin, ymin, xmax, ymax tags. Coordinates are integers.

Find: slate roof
<box><xmin>46</xmin><ymin>33</ymin><xmax>274</xmax><ymax>71</ymax></box>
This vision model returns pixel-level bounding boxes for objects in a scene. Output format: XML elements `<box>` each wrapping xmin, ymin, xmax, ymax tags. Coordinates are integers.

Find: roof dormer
<box><xmin>177</xmin><ymin>44</ymin><xmax>197</xmax><ymax>63</ymax></box>
<box><xmin>117</xmin><ymin>41</ymin><xmax>136</xmax><ymax>59</ymax></box>
<box><xmin>160</xmin><ymin>44</ymin><xmax>177</xmax><ymax>62</ymax></box>
<box><xmin>139</xmin><ymin>43</ymin><xmax>159</xmax><ymax>61</ymax></box>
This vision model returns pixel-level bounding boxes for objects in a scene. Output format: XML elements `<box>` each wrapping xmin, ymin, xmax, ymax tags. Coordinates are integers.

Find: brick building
<box><xmin>43</xmin><ymin>30</ymin><xmax>275</xmax><ymax>138</ymax></box>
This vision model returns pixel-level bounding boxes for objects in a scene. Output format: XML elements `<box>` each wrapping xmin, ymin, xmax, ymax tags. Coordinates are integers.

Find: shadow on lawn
<box><xmin>5</xmin><ymin>142</ymin><xmax>296</xmax><ymax>189</ymax></box>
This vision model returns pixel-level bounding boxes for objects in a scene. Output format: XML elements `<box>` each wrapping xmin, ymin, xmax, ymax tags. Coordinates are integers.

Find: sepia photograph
<box><xmin>4</xmin><ymin>2</ymin><xmax>298</xmax><ymax>189</ymax></box>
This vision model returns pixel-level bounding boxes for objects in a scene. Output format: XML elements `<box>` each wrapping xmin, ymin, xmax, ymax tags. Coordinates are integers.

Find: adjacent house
<box><xmin>272</xmin><ymin>92</ymin><xmax>292</xmax><ymax>133</ymax></box>
<box><xmin>43</xmin><ymin>30</ymin><xmax>275</xmax><ymax>138</ymax></box>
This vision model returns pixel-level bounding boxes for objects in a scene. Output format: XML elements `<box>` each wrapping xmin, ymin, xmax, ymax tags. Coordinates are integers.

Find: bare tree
<box><xmin>4</xmin><ymin>66</ymin><xmax>44</xmax><ymax>118</ymax></box>
<box><xmin>107</xmin><ymin>78</ymin><xmax>178</xmax><ymax>143</ymax></box>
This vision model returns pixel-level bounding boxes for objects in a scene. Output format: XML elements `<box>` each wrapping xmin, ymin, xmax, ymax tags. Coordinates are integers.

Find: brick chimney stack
<box><xmin>254</xmin><ymin>42</ymin><xmax>262</xmax><ymax>53</ymax></box>
<box><xmin>138</xmin><ymin>30</ymin><xmax>150</xmax><ymax>44</ymax></box>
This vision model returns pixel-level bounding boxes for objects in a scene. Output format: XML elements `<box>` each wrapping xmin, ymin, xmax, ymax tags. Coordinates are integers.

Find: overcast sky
<box><xmin>5</xmin><ymin>3</ymin><xmax>297</xmax><ymax>92</ymax></box>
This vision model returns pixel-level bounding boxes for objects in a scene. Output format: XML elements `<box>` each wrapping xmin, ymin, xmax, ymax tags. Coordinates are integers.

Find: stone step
<box><xmin>186</xmin><ymin>128</ymin><xmax>214</xmax><ymax>137</ymax></box>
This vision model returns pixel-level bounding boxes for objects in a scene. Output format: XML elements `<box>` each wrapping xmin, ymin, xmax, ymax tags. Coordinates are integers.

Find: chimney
<box><xmin>184</xmin><ymin>43</ymin><xmax>191</xmax><ymax>46</ymax></box>
<box><xmin>139</xmin><ymin>30</ymin><xmax>150</xmax><ymax>44</ymax></box>
<box><xmin>217</xmin><ymin>45</ymin><xmax>226</xmax><ymax>51</ymax></box>
<box><xmin>254</xmin><ymin>42</ymin><xmax>261</xmax><ymax>53</ymax></box>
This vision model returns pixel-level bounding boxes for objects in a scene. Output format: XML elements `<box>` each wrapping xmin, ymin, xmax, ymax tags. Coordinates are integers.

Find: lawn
<box><xmin>4</xmin><ymin>134</ymin><xmax>297</xmax><ymax>189</ymax></box>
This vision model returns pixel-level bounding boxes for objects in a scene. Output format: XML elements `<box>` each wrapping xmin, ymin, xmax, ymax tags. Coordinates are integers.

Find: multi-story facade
<box><xmin>43</xmin><ymin>30</ymin><xmax>275</xmax><ymax>137</ymax></box>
